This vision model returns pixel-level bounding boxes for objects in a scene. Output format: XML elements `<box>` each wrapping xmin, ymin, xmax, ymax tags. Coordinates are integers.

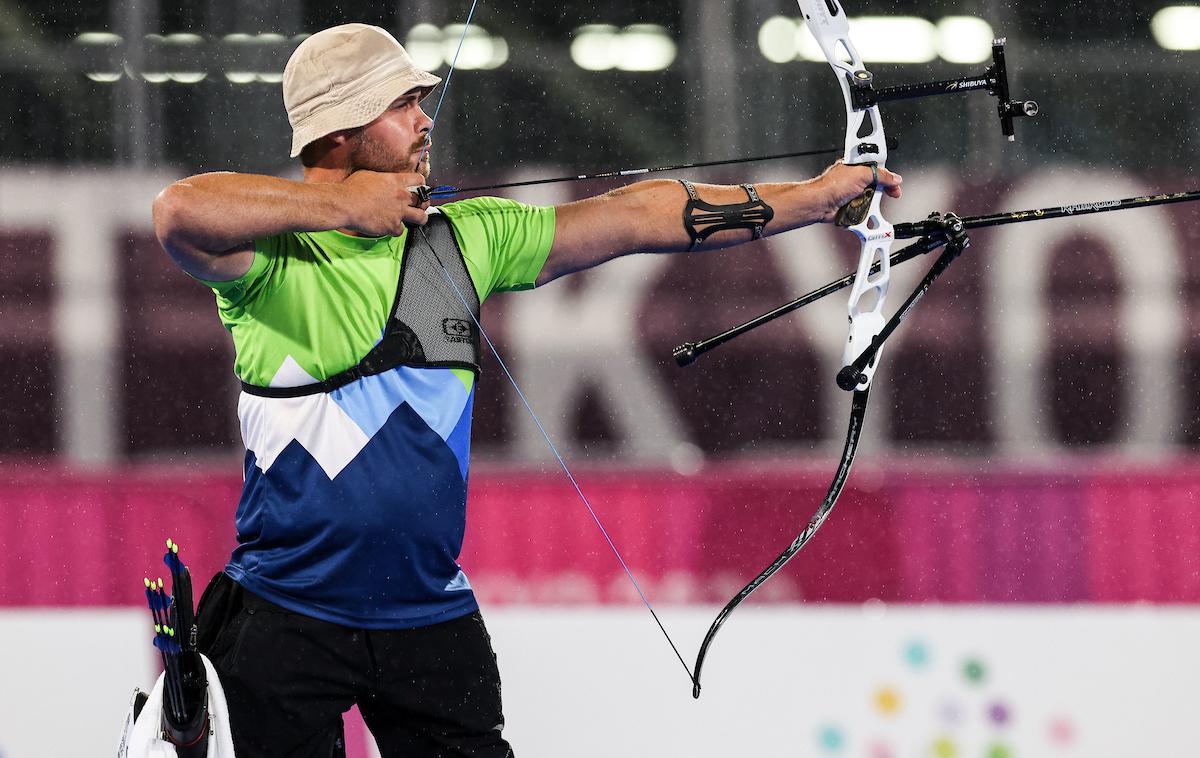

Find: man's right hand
<box><xmin>340</xmin><ymin>170</ymin><xmax>431</xmax><ymax>236</ymax></box>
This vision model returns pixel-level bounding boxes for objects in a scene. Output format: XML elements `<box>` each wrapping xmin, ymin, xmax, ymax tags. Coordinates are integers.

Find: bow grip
<box><xmin>834</xmin><ymin>162</ymin><xmax>878</xmax><ymax>227</ymax></box>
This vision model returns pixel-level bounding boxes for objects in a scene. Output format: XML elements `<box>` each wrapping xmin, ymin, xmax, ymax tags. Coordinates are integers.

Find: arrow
<box><xmin>425</xmin><ymin>137</ymin><xmax>900</xmax><ymax>200</ymax></box>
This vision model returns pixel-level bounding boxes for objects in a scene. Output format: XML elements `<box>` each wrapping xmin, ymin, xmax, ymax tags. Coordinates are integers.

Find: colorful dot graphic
<box><xmin>904</xmin><ymin>639</ymin><xmax>930</xmax><ymax>669</ymax></box>
<box><xmin>1049</xmin><ymin>716</ymin><xmax>1076</xmax><ymax>746</ymax></box>
<box><xmin>963</xmin><ymin>657</ymin><xmax>987</xmax><ymax>685</ymax></box>
<box><xmin>867</xmin><ymin>740</ymin><xmax>893</xmax><ymax>758</ymax></box>
<box><xmin>939</xmin><ymin>698</ymin><xmax>964</xmax><ymax>727</ymax></box>
<box><xmin>986</xmin><ymin>743</ymin><xmax>1013</xmax><ymax>758</ymax></box>
<box><xmin>873</xmin><ymin>686</ymin><xmax>902</xmax><ymax>716</ymax></box>
<box><xmin>811</xmin><ymin>640</ymin><xmax>1081</xmax><ymax>756</ymax></box>
<box><xmin>932</xmin><ymin>736</ymin><xmax>959</xmax><ymax>757</ymax></box>
<box><xmin>818</xmin><ymin>725</ymin><xmax>844</xmax><ymax>753</ymax></box>
<box><xmin>988</xmin><ymin>700</ymin><xmax>1012</xmax><ymax>726</ymax></box>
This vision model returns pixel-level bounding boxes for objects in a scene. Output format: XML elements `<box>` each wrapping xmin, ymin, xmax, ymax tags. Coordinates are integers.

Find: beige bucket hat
<box><xmin>283</xmin><ymin>23</ymin><xmax>441</xmax><ymax>158</ymax></box>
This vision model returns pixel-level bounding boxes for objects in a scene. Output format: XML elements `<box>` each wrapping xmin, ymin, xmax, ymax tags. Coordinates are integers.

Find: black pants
<box><xmin>196</xmin><ymin>573</ymin><xmax>514</xmax><ymax>758</ymax></box>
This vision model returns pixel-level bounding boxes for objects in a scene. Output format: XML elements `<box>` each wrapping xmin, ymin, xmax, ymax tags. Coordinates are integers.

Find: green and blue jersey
<box><xmin>200</xmin><ymin>196</ymin><xmax>554</xmax><ymax>628</ymax></box>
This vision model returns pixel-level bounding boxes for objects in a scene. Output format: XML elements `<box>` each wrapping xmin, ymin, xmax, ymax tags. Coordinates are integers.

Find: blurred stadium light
<box><xmin>758</xmin><ymin>15</ymin><xmax>995</xmax><ymax>64</ymax></box>
<box><xmin>1151</xmin><ymin>5</ymin><xmax>1200</xmax><ymax>50</ymax></box>
<box><xmin>936</xmin><ymin>16</ymin><xmax>995</xmax><ymax>64</ymax></box>
<box><xmin>570</xmin><ymin>23</ymin><xmax>676</xmax><ymax>71</ymax></box>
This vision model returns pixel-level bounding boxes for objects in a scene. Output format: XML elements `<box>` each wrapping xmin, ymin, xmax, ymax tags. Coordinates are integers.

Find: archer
<box><xmin>150</xmin><ymin>21</ymin><xmax>900</xmax><ymax>756</ymax></box>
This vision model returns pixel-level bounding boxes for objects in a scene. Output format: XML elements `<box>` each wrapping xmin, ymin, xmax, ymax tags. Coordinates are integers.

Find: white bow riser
<box><xmin>796</xmin><ymin>0</ymin><xmax>896</xmax><ymax>390</ymax></box>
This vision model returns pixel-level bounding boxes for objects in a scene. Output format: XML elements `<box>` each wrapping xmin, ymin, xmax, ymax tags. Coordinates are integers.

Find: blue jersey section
<box><xmin>228</xmin><ymin>367</ymin><xmax>479</xmax><ymax>629</ymax></box>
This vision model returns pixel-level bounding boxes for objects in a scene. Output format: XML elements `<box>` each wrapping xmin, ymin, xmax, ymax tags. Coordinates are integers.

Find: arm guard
<box><xmin>679</xmin><ymin>180</ymin><xmax>775</xmax><ymax>251</ymax></box>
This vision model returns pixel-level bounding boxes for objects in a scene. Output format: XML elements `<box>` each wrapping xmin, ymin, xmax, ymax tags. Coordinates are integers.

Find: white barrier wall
<box><xmin>0</xmin><ymin>610</ymin><xmax>154</xmax><ymax>758</ymax></box>
<box><xmin>2</xmin><ymin>607</ymin><xmax>1196</xmax><ymax>758</ymax></box>
<box><xmin>488</xmin><ymin>606</ymin><xmax>1198</xmax><ymax>758</ymax></box>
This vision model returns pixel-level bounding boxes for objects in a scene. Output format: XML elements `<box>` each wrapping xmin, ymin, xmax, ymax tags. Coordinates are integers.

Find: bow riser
<box><xmin>842</xmin><ymin>217</ymin><xmax>893</xmax><ymax>388</ymax></box>
<box><xmin>796</xmin><ymin>0</ymin><xmax>889</xmax><ymax>166</ymax></box>
<box><xmin>798</xmin><ymin>0</ymin><xmax>894</xmax><ymax>389</ymax></box>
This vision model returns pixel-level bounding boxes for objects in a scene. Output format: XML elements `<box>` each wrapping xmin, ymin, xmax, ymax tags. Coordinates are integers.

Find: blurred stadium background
<box><xmin>2</xmin><ymin>0</ymin><xmax>1199</xmax><ymax>755</ymax></box>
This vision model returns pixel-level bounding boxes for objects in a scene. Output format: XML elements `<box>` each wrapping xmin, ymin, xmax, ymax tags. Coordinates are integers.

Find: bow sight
<box><xmin>847</xmin><ymin>38</ymin><xmax>1039</xmax><ymax>142</ymax></box>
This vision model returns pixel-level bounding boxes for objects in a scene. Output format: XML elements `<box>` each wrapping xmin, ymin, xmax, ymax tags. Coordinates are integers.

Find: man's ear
<box><xmin>328</xmin><ymin>128</ymin><xmax>358</xmax><ymax>146</ymax></box>
<box><xmin>300</xmin><ymin>129</ymin><xmax>357</xmax><ymax>167</ymax></box>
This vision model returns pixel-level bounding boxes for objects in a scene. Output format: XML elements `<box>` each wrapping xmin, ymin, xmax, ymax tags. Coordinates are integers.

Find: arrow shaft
<box><xmin>429</xmin><ymin>138</ymin><xmax>899</xmax><ymax>198</ymax></box>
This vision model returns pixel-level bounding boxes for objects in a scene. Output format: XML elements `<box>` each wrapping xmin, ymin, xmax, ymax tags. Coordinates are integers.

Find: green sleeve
<box><xmin>437</xmin><ymin>196</ymin><xmax>555</xmax><ymax>303</ymax></box>
<box><xmin>194</xmin><ymin>237</ymin><xmax>276</xmax><ymax>310</ymax></box>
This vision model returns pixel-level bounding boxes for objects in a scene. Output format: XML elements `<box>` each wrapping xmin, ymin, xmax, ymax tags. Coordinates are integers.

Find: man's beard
<box><xmin>348</xmin><ymin>132</ymin><xmax>431</xmax><ymax>179</ymax></box>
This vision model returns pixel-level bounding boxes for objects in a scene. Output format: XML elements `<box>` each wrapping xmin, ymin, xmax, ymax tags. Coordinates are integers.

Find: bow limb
<box><xmin>690</xmin><ymin>387</ymin><xmax>870</xmax><ymax>697</ymax></box>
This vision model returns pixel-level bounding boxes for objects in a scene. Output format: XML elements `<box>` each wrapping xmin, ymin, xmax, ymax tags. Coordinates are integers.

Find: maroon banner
<box><xmin>4</xmin><ymin>170</ymin><xmax>1200</xmax><ymax>462</ymax></box>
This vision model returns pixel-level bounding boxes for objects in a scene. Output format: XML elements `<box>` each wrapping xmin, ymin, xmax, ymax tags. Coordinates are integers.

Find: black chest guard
<box><xmin>241</xmin><ymin>212</ymin><xmax>482</xmax><ymax>398</ymax></box>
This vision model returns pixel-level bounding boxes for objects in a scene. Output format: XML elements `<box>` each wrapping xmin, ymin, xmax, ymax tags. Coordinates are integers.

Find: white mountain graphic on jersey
<box><xmin>238</xmin><ymin>355</ymin><xmax>471</xmax><ymax>479</ymax></box>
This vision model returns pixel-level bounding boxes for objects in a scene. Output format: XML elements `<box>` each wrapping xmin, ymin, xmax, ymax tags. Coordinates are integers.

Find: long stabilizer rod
<box><xmin>895</xmin><ymin>189</ymin><xmax>1200</xmax><ymax>239</ymax></box>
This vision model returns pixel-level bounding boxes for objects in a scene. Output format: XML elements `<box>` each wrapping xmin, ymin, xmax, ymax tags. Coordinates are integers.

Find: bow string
<box><xmin>411</xmin><ymin>0</ymin><xmax>1055</xmax><ymax>700</ymax></box>
<box><xmin>413</xmin><ymin>0</ymin><xmax>699</xmax><ymax>690</ymax></box>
